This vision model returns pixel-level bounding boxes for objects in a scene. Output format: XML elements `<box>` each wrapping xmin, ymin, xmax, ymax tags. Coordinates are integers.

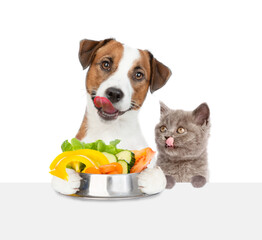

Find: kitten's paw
<box><xmin>191</xmin><ymin>175</ymin><xmax>206</xmax><ymax>188</ymax></box>
<box><xmin>165</xmin><ymin>175</ymin><xmax>176</xmax><ymax>189</ymax></box>
<box><xmin>138</xmin><ymin>166</ymin><xmax>167</xmax><ymax>194</ymax></box>
<box><xmin>51</xmin><ymin>168</ymin><xmax>82</xmax><ymax>195</ymax></box>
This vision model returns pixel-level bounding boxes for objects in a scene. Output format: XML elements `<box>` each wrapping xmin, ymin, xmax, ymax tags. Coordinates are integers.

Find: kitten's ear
<box><xmin>193</xmin><ymin>103</ymin><xmax>210</xmax><ymax>125</ymax></box>
<box><xmin>160</xmin><ymin>101</ymin><xmax>170</xmax><ymax>116</ymax></box>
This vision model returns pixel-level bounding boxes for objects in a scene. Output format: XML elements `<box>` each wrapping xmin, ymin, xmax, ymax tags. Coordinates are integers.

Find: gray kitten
<box><xmin>155</xmin><ymin>102</ymin><xmax>210</xmax><ymax>188</ymax></box>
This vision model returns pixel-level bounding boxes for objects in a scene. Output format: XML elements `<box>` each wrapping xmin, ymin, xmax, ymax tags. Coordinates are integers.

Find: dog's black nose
<box><xmin>105</xmin><ymin>87</ymin><xmax>124</xmax><ymax>103</ymax></box>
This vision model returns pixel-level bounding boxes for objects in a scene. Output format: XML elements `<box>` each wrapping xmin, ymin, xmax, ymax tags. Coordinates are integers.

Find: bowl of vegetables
<box><xmin>49</xmin><ymin>139</ymin><xmax>155</xmax><ymax>199</ymax></box>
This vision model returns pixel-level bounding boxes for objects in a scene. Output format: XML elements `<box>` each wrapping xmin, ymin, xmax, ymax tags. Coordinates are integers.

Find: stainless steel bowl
<box><xmin>74</xmin><ymin>172</ymin><xmax>148</xmax><ymax>199</ymax></box>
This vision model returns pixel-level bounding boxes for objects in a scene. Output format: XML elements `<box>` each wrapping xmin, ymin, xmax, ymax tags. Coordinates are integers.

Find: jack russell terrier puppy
<box><xmin>52</xmin><ymin>38</ymin><xmax>172</xmax><ymax>195</ymax></box>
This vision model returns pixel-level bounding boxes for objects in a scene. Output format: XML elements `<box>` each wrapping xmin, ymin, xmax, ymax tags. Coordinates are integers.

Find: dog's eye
<box><xmin>177</xmin><ymin>127</ymin><xmax>185</xmax><ymax>134</ymax></box>
<box><xmin>136</xmin><ymin>72</ymin><xmax>144</xmax><ymax>80</ymax></box>
<box><xmin>135</xmin><ymin>72</ymin><xmax>144</xmax><ymax>80</ymax></box>
<box><xmin>160</xmin><ymin>126</ymin><xmax>167</xmax><ymax>132</ymax></box>
<box><xmin>101</xmin><ymin>60</ymin><xmax>111</xmax><ymax>71</ymax></box>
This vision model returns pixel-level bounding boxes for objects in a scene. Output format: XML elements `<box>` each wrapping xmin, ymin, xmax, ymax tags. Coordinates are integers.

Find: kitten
<box><xmin>155</xmin><ymin>102</ymin><xmax>210</xmax><ymax>188</ymax></box>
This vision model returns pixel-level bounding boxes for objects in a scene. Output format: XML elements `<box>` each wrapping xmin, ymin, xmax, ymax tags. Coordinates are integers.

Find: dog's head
<box><xmin>79</xmin><ymin>38</ymin><xmax>172</xmax><ymax>121</ymax></box>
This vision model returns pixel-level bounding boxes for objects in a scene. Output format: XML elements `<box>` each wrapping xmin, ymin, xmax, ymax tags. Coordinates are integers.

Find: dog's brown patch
<box><xmin>75</xmin><ymin>110</ymin><xmax>88</xmax><ymax>140</ymax></box>
<box><xmin>128</xmin><ymin>50</ymin><xmax>151</xmax><ymax>110</ymax></box>
<box><xmin>85</xmin><ymin>40</ymin><xmax>124</xmax><ymax>95</ymax></box>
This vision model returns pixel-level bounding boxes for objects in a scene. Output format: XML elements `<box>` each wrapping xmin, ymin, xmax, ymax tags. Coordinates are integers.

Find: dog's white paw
<box><xmin>138</xmin><ymin>166</ymin><xmax>167</xmax><ymax>195</ymax></box>
<box><xmin>51</xmin><ymin>168</ymin><xmax>82</xmax><ymax>195</ymax></box>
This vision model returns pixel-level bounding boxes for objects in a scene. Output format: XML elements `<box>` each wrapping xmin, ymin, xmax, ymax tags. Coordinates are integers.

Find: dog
<box><xmin>52</xmin><ymin>38</ymin><xmax>172</xmax><ymax>195</ymax></box>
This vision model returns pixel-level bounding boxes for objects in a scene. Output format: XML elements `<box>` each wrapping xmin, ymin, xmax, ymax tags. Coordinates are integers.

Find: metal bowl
<box><xmin>73</xmin><ymin>172</ymin><xmax>148</xmax><ymax>200</ymax></box>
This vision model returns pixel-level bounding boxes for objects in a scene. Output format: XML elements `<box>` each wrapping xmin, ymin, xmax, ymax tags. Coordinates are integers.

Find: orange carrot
<box><xmin>112</xmin><ymin>162</ymin><xmax>123</xmax><ymax>174</ymax></box>
<box><xmin>107</xmin><ymin>170</ymin><xmax>120</xmax><ymax>174</ymax></box>
<box><xmin>99</xmin><ymin>162</ymin><xmax>123</xmax><ymax>174</ymax></box>
<box><xmin>99</xmin><ymin>164</ymin><xmax>116</xmax><ymax>174</ymax></box>
<box><xmin>130</xmin><ymin>148</ymin><xmax>155</xmax><ymax>173</ymax></box>
<box><xmin>84</xmin><ymin>167</ymin><xmax>101</xmax><ymax>174</ymax></box>
<box><xmin>132</xmin><ymin>148</ymin><xmax>147</xmax><ymax>159</ymax></box>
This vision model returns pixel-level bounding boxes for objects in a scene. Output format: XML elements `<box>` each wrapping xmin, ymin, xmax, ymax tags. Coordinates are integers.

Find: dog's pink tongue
<box><xmin>94</xmin><ymin>96</ymin><xmax>117</xmax><ymax>114</ymax></box>
<box><xmin>166</xmin><ymin>137</ymin><xmax>174</xmax><ymax>147</ymax></box>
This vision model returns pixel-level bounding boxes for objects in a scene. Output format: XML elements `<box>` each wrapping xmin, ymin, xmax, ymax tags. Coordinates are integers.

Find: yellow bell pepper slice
<box><xmin>66</xmin><ymin>161</ymin><xmax>83</xmax><ymax>173</ymax></box>
<box><xmin>49</xmin><ymin>155</ymin><xmax>96</xmax><ymax>181</ymax></box>
<box><xmin>49</xmin><ymin>149</ymin><xmax>109</xmax><ymax>170</ymax></box>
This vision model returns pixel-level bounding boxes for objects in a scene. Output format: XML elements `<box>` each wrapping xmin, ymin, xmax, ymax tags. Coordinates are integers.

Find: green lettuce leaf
<box><xmin>109</xmin><ymin>139</ymin><xmax>121</xmax><ymax>147</ymax></box>
<box><xmin>96</xmin><ymin>140</ymin><xmax>106</xmax><ymax>152</ymax></box>
<box><xmin>71</xmin><ymin>138</ymin><xmax>84</xmax><ymax>150</ymax></box>
<box><xmin>61</xmin><ymin>140</ymin><xmax>73</xmax><ymax>152</ymax></box>
<box><xmin>104</xmin><ymin>145</ymin><xmax>117</xmax><ymax>154</ymax></box>
<box><xmin>82</xmin><ymin>142</ymin><xmax>95</xmax><ymax>149</ymax></box>
<box><xmin>60</xmin><ymin>138</ymin><xmax>123</xmax><ymax>154</ymax></box>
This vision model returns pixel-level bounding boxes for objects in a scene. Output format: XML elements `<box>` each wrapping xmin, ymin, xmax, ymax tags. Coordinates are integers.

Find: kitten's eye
<box><xmin>177</xmin><ymin>127</ymin><xmax>185</xmax><ymax>134</ymax></box>
<box><xmin>101</xmin><ymin>60</ymin><xmax>111</xmax><ymax>71</ymax></box>
<box><xmin>160</xmin><ymin>126</ymin><xmax>167</xmax><ymax>132</ymax></box>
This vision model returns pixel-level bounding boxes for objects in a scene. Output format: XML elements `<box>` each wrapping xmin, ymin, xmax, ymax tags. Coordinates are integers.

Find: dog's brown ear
<box><xmin>148</xmin><ymin>52</ymin><xmax>172</xmax><ymax>93</ymax></box>
<box><xmin>79</xmin><ymin>38</ymin><xmax>113</xmax><ymax>70</ymax></box>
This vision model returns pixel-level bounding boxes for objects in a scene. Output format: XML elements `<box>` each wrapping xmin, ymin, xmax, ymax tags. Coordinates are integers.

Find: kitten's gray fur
<box><xmin>155</xmin><ymin>102</ymin><xmax>210</xmax><ymax>188</ymax></box>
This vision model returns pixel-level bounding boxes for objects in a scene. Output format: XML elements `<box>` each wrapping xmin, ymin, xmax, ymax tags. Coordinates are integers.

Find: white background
<box><xmin>0</xmin><ymin>0</ymin><xmax>262</xmax><ymax>182</ymax></box>
<box><xmin>1</xmin><ymin>183</ymin><xmax>261</xmax><ymax>240</ymax></box>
